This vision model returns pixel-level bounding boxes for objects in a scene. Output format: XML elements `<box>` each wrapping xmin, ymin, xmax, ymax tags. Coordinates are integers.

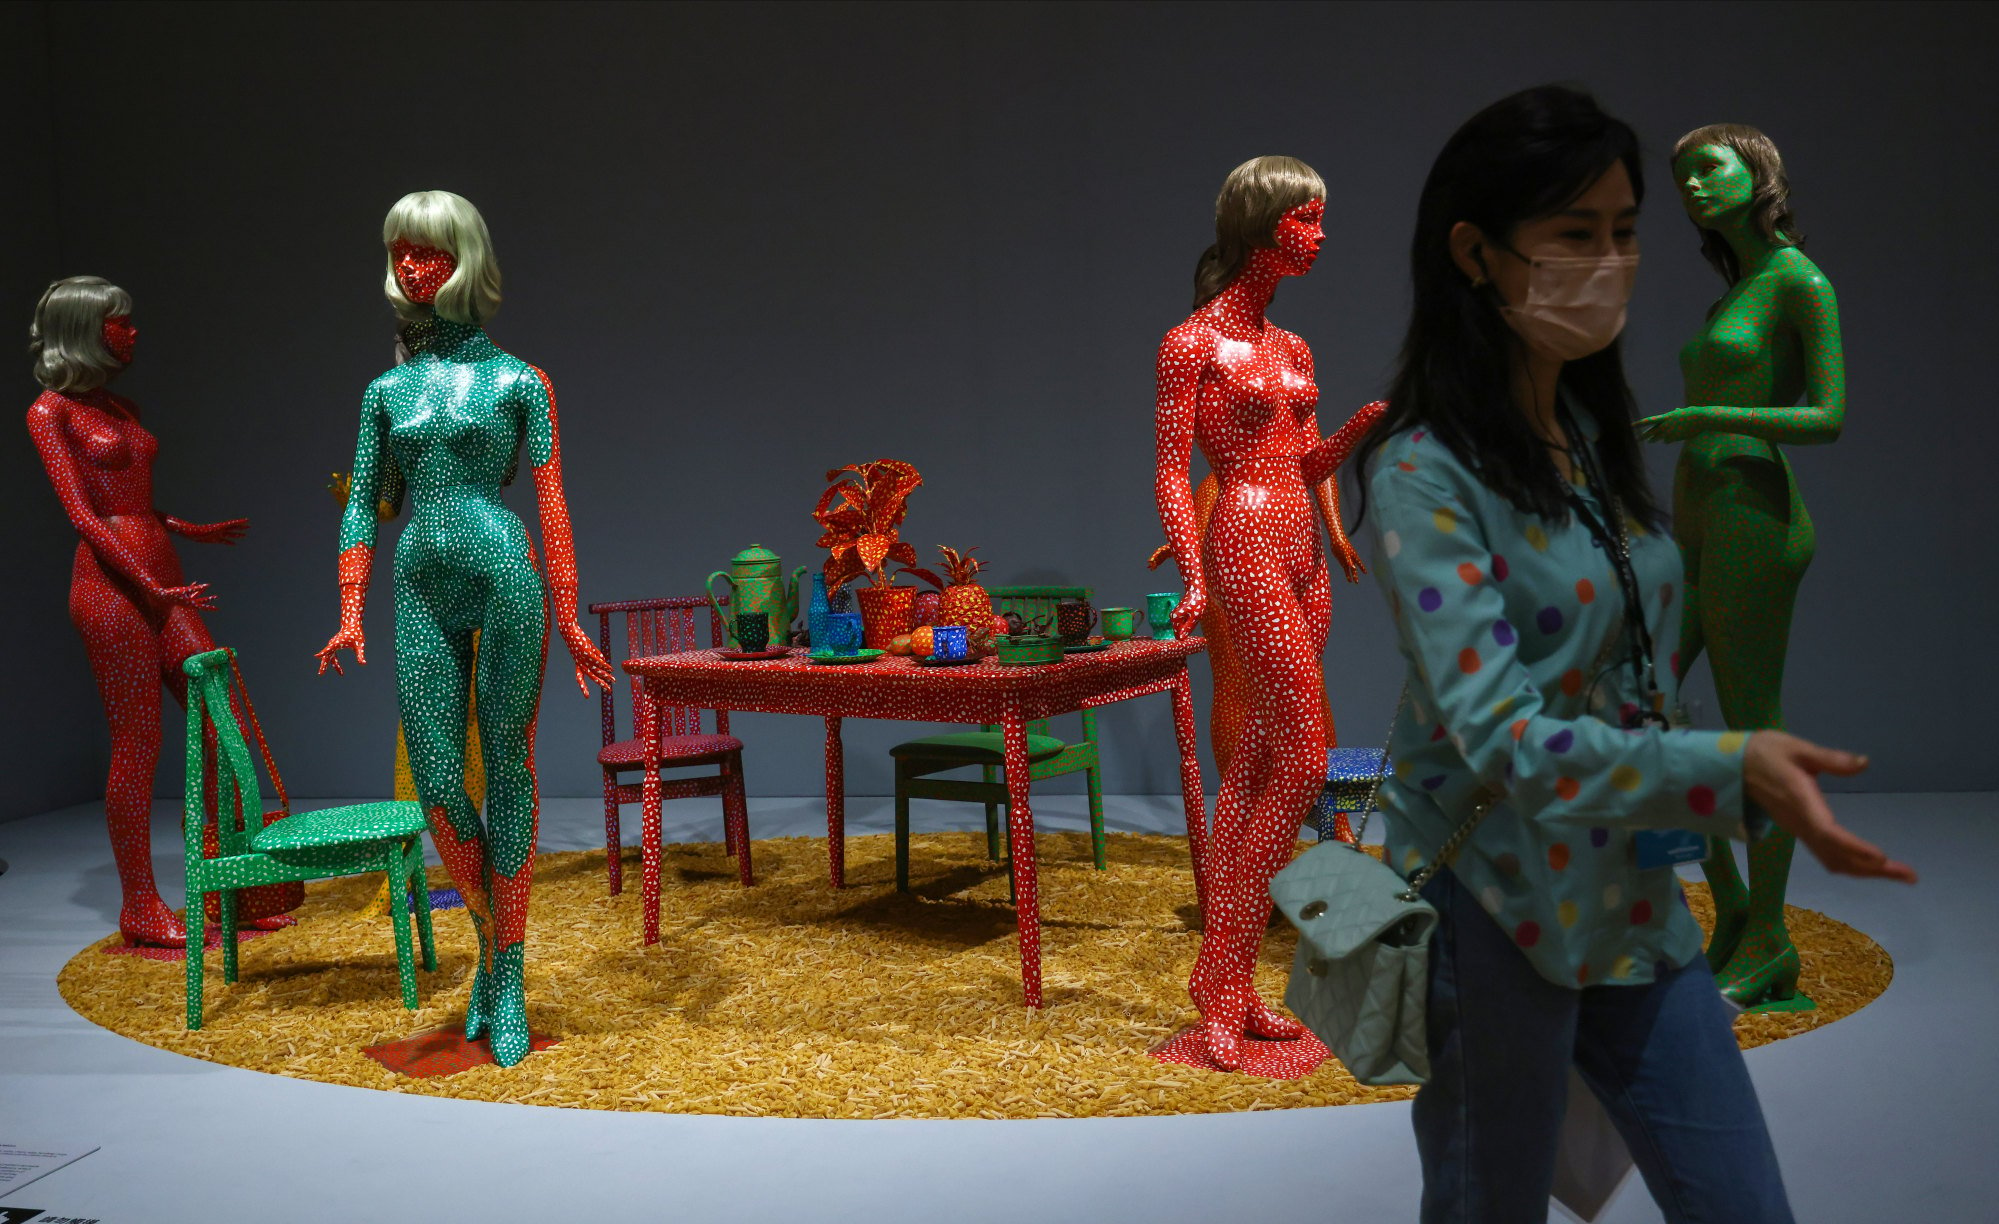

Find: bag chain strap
<box><xmin>1346</xmin><ymin>683</ymin><xmax>1497</xmax><ymax>904</ymax></box>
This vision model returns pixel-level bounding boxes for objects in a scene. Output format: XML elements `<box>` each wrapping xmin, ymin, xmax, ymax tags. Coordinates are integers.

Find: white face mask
<box><xmin>1494</xmin><ymin>249</ymin><xmax>1640</xmax><ymax>362</ymax></box>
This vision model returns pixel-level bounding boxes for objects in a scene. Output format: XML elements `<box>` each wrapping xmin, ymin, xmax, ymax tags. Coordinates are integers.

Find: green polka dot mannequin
<box><xmin>317</xmin><ymin>191</ymin><xmax>615</xmax><ymax>1065</ymax></box>
<box><xmin>1638</xmin><ymin>125</ymin><xmax>1843</xmax><ymax>1011</ymax></box>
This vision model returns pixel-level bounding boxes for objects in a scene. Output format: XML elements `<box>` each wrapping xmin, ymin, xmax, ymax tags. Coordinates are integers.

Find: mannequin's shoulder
<box><xmin>1269</xmin><ymin>324</ymin><xmax>1312</xmax><ymax>361</ymax></box>
<box><xmin>26</xmin><ymin>389</ymin><xmax>67</xmax><ymax>428</ymax></box>
<box><xmin>1158</xmin><ymin>316</ymin><xmax>1220</xmax><ymax>369</ymax></box>
<box><xmin>497</xmin><ymin>353</ymin><xmax>555</xmax><ymax>402</ymax></box>
<box><xmin>365</xmin><ymin>364</ymin><xmax>415</xmax><ymax>397</ymax></box>
<box><xmin>1768</xmin><ymin>246</ymin><xmax>1833</xmax><ymax>294</ymax></box>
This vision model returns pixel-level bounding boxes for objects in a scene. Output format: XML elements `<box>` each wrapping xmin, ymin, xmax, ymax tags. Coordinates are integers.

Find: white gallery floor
<box><xmin>2</xmin><ymin>792</ymin><xmax>1993</xmax><ymax>1223</ymax></box>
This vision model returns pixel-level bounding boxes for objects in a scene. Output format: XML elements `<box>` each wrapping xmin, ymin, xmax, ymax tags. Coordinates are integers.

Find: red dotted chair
<box><xmin>591</xmin><ymin>597</ymin><xmax>752</xmax><ymax>895</ymax></box>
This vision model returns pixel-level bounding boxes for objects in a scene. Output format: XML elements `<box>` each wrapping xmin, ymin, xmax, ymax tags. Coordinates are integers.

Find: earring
<box><xmin>1470</xmin><ymin>274</ymin><xmax>1488</xmax><ymax>289</ymax></box>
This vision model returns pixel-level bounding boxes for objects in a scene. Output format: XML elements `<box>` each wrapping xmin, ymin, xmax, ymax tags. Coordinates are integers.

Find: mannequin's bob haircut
<box><xmin>30</xmin><ymin>275</ymin><xmax>132</xmax><ymax>393</ymax></box>
<box><xmin>382</xmin><ymin>190</ymin><xmax>503</xmax><ymax>324</ymax></box>
<box><xmin>1672</xmin><ymin>123</ymin><xmax>1803</xmax><ymax>287</ymax></box>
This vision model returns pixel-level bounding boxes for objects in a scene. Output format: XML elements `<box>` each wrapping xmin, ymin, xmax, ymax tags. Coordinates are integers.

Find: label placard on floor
<box><xmin>0</xmin><ymin>1142</ymin><xmax>99</xmax><ymax>1199</ymax></box>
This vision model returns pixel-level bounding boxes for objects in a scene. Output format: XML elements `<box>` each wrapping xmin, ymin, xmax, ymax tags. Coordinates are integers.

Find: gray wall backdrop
<box><xmin>6</xmin><ymin>0</ymin><xmax>1992</xmax><ymax>820</ymax></box>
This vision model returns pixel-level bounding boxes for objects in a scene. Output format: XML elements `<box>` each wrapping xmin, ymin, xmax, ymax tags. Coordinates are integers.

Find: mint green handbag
<box><xmin>1270</xmin><ymin>692</ymin><xmax>1493</xmax><ymax>1086</ymax></box>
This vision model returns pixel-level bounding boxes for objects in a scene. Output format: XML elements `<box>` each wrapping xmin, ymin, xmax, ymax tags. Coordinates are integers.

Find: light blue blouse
<box><xmin>1364</xmin><ymin>418</ymin><xmax>1752</xmax><ymax>989</ymax></box>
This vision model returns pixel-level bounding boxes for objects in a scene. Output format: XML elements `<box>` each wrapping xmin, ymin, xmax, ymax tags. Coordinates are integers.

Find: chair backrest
<box><xmin>990</xmin><ymin>585</ymin><xmax>1092</xmax><ymax>637</ymax></box>
<box><xmin>182</xmin><ymin>648</ymin><xmax>264</xmax><ymax>860</ymax></box>
<box><xmin>988</xmin><ymin>585</ymin><xmax>1095</xmax><ymax>742</ymax></box>
<box><xmin>589</xmin><ymin>597</ymin><xmax>729</xmax><ymax>745</ymax></box>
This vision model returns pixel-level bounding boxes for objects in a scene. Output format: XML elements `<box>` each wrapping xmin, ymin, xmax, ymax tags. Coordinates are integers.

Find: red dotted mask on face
<box><xmin>391</xmin><ymin>240</ymin><xmax>457</xmax><ymax>305</ymax></box>
<box><xmin>102</xmin><ymin>315</ymin><xmax>137</xmax><ymax>365</ymax></box>
<box><xmin>1271</xmin><ymin>200</ymin><xmax>1325</xmax><ymax>276</ymax></box>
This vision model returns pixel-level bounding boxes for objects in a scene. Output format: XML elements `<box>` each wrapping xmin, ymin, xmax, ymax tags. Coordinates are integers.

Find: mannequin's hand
<box><xmin>1637</xmin><ymin>409</ymin><xmax>1707</xmax><ymax>444</ymax></box>
<box><xmin>1332</xmin><ymin>538</ymin><xmax>1366</xmax><ymax>584</ymax></box>
<box><xmin>177</xmin><ymin>518</ymin><xmax>250</xmax><ymax>545</ymax></box>
<box><xmin>317</xmin><ymin>626</ymin><xmax>367</xmax><ymax>676</ymax></box>
<box><xmin>562</xmin><ymin>622</ymin><xmax>616</xmax><ymax>696</ymax></box>
<box><xmin>1744</xmin><ymin>731</ymin><xmax>1915</xmax><ymax>882</ymax></box>
<box><xmin>1169</xmin><ymin>582</ymin><xmax>1206</xmax><ymax>638</ymax></box>
<box><xmin>152</xmin><ymin>581</ymin><xmax>217</xmax><ymax>612</ymax></box>
<box><xmin>1147</xmin><ymin>543</ymin><xmax>1173</xmax><ymax>571</ymax></box>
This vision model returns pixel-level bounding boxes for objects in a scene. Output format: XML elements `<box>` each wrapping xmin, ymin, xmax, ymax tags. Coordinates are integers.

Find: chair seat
<box><xmin>251</xmin><ymin>801</ymin><xmax>428</xmax><ymax>854</ymax></box>
<box><xmin>599</xmin><ymin>732</ymin><xmax>744</xmax><ymax>769</ymax></box>
<box><xmin>889</xmin><ymin>731</ymin><xmax>1067</xmax><ymax>765</ymax></box>
<box><xmin>1325</xmin><ymin>745</ymin><xmax>1390</xmax><ymax>783</ymax></box>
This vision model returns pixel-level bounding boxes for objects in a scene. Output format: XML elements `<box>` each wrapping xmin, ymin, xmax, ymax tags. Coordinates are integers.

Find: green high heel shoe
<box><xmin>1717</xmin><ymin>940</ymin><xmax>1816</xmax><ymax>1013</ymax></box>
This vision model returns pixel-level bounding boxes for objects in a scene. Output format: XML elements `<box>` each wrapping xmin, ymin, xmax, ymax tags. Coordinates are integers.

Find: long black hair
<box><xmin>1354</xmin><ymin>85</ymin><xmax>1664</xmax><ymax>530</ymax></box>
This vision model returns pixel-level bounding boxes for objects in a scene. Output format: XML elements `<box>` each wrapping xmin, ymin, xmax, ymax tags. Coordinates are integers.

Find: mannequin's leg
<box><xmin>396</xmin><ymin>580</ymin><xmax>490</xmax><ymax>1036</ymax></box>
<box><xmin>1697</xmin><ymin>458</ymin><xmax>1815</xmax><ymax>1008</ymax></box>
<box><xmin>474</xmin><ymin>552</ymin><xmax>551</xmax><ymax>1067</ymax></box>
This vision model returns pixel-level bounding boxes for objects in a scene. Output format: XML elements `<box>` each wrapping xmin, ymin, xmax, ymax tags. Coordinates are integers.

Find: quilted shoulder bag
<box><xmin>1270</xmin><ymin>690</ymin><xmax>1493</xmax><ymax>1086</ymax></box>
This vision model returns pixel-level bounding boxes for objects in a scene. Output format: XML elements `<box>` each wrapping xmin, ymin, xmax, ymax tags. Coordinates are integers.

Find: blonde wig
<box><xmin>382</xmin><ymin>190</ymin><xmax>503</xmax><ymax>324</ymax></box>
<box><xmin>29</xmin><ymin>276</ymin><xmax>132</xmax><ymax>393</ymax></box>
<box><xmin>1673</xmin><ymin>123</ymin><xmax>1804</xmax><ymax>286</ymax></box>
<box><xmin>1192</xmin><ymin>156</ymin><xmax>1326</xmax><ymax>309</ymax></box>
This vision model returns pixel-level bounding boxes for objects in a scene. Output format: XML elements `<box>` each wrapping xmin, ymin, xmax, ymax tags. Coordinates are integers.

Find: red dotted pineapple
<box><xmin>935</xmin><ymin>546</ymin><xmax>992</xmax><ymax>649</ymax></box>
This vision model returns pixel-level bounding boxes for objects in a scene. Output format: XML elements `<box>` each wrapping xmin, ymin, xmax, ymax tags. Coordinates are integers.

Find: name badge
<box><xmin>1634</xmin><ymin>828</ymin><xmax>1708</xmax><ymax>871</ymax></box>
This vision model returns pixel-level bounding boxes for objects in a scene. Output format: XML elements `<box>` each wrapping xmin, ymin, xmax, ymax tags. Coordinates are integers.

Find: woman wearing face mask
<box><xmin>1353</xmin><ymin>87</ymin><xmax>1912</xmax><ymax>1222</ymax></box>
<box><xmin>1637</xmin><ymin>126</ymin><xmax>1841</xmax><ymax>1011</ymax></box>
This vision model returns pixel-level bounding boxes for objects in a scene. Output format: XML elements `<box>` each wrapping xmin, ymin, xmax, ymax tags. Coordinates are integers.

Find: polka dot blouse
<box><xmin>1365</xmin><ymin>419</ymin><xmax>1753</xmax><ymax>990</ymax></box>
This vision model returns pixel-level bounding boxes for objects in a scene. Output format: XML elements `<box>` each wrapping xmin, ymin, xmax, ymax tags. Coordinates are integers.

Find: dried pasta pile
<box><xmin>59</xmin><ymin>831</ymin><xmax>1889</xmax><ymax>1117</ymax></box>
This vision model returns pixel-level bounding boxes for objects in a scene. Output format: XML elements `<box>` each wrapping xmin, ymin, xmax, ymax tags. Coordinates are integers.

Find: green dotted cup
<box><xmin>734</xmin><ymin>612</ymin><xmax>771</xmax><ymax>653</ymax></box>
<box><xmin>1145</xmin><ymin>592</ymin><xmax>1181</xmax><ymax>640</ymax></box>
<box><xmin>1101</xmin><ymin>607</ymin><xmax>1136</xmax><ymax>640</ymax></box>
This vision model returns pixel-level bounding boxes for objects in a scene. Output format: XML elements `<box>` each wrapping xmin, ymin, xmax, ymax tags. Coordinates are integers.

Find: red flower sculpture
<box><xmin>812</xmin><ymin>458</ymin><xmax>941</xmax><ymax>590</ymax></box>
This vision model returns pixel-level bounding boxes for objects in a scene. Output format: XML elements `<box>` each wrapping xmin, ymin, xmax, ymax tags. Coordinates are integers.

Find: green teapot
<box><xmin>706</xmin><ymin>544</ymin><xmax>808</xmax><ymax>650</ymax></box>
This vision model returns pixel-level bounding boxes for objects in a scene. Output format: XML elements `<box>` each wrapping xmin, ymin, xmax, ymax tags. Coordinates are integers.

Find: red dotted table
<box><xmin>623</xmin><ymin>639</ymin><xmax>1210</xmax><ymax>1007</ymax></box>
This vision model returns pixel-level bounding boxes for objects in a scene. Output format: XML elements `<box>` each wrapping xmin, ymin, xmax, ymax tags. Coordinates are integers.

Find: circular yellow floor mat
<box><xmin>60</xmin><ymin>831</ymin><xmax>1890</xmax><ymax>1118</ymax></box>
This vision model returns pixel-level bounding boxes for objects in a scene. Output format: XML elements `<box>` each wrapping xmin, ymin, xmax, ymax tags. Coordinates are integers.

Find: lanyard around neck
<box><xmin>1556</xmin><ymin>403</ymin><xmax>1668</xmax><ymax>729</ymax></box>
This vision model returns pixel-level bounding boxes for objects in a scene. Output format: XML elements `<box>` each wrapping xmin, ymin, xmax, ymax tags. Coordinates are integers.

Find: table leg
<box><xmin>824</xmin><ymin>715</ymin><xmax>846</xmax><ymax>889</ymax></box>
<box><xmin>1170</xmin><ymin>666</ymin><xmax>1210</xmax><ymax>919</ymax></box>
<box><xmin>639</xmin><ymin>679</ymin><xmax>665</xmax><ymax>946</ymax></box>
<box><xmin>1000</xmin><ymin>707</ymin><xmax>1043</xmax><ymax>1008</ymax></box>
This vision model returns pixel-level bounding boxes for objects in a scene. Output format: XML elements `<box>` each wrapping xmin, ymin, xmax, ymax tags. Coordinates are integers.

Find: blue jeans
<box><xmin>1413</xmin><ymin>870</ymin><xmax>1793</xmax><ymax>1223</ymax></box>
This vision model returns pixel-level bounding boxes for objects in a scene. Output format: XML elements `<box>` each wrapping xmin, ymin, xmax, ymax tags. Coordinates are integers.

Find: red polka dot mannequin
<box><xmin>1153</xmin><ymin>158</ymin><xmax>1383</xmax><ymax>1072</ymax></box>
<box><xmin>26</xmin><ymin>276</ymin><xmax>255</xmax><ymax>946</ymax></box>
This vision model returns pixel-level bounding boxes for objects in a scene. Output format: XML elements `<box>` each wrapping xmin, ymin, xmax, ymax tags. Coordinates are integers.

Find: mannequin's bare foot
<box><xmin>243</xmin><ymin>913</ymin><xmax>298</xmax><ymax>931</ymax></box>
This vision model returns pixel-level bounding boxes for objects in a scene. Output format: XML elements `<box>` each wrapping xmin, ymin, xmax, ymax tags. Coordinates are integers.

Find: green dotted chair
<box><xmin>890</xmin><ymin>585</ymin><xmax>1105</xmax><ymax>895</ymax></box>
<box><xmin>180</xmin><ymin>648</ymin><xmax>436</xmax><ymax>1030</ymax></box>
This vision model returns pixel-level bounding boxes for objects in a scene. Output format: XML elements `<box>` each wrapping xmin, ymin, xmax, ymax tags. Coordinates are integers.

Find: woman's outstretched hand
<box><xmin>562</xmin><ymin>622</ymin><xmax>616</xmax><ymax>696</ymax></box>
<box><xmin>1744</xmin><ymin>731</ymin><xmax>1916</xmax><ymax>883</ymax></box>
<box><xmin>316</xmin><ymin>627</ymin><xmax>367</xmax><ymax>675</ymax></box>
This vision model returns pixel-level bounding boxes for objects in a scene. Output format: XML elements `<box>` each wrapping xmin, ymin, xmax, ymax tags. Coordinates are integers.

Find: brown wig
<box><xmin>1672</xmin><ymin>123</ymin><xmax>1804</xmax><ymax>285</ymax></box>
<box><xmin>1191</xmin><ymin>156</ymin><xmax>1325</xmax><ymax>309</ymax></box>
